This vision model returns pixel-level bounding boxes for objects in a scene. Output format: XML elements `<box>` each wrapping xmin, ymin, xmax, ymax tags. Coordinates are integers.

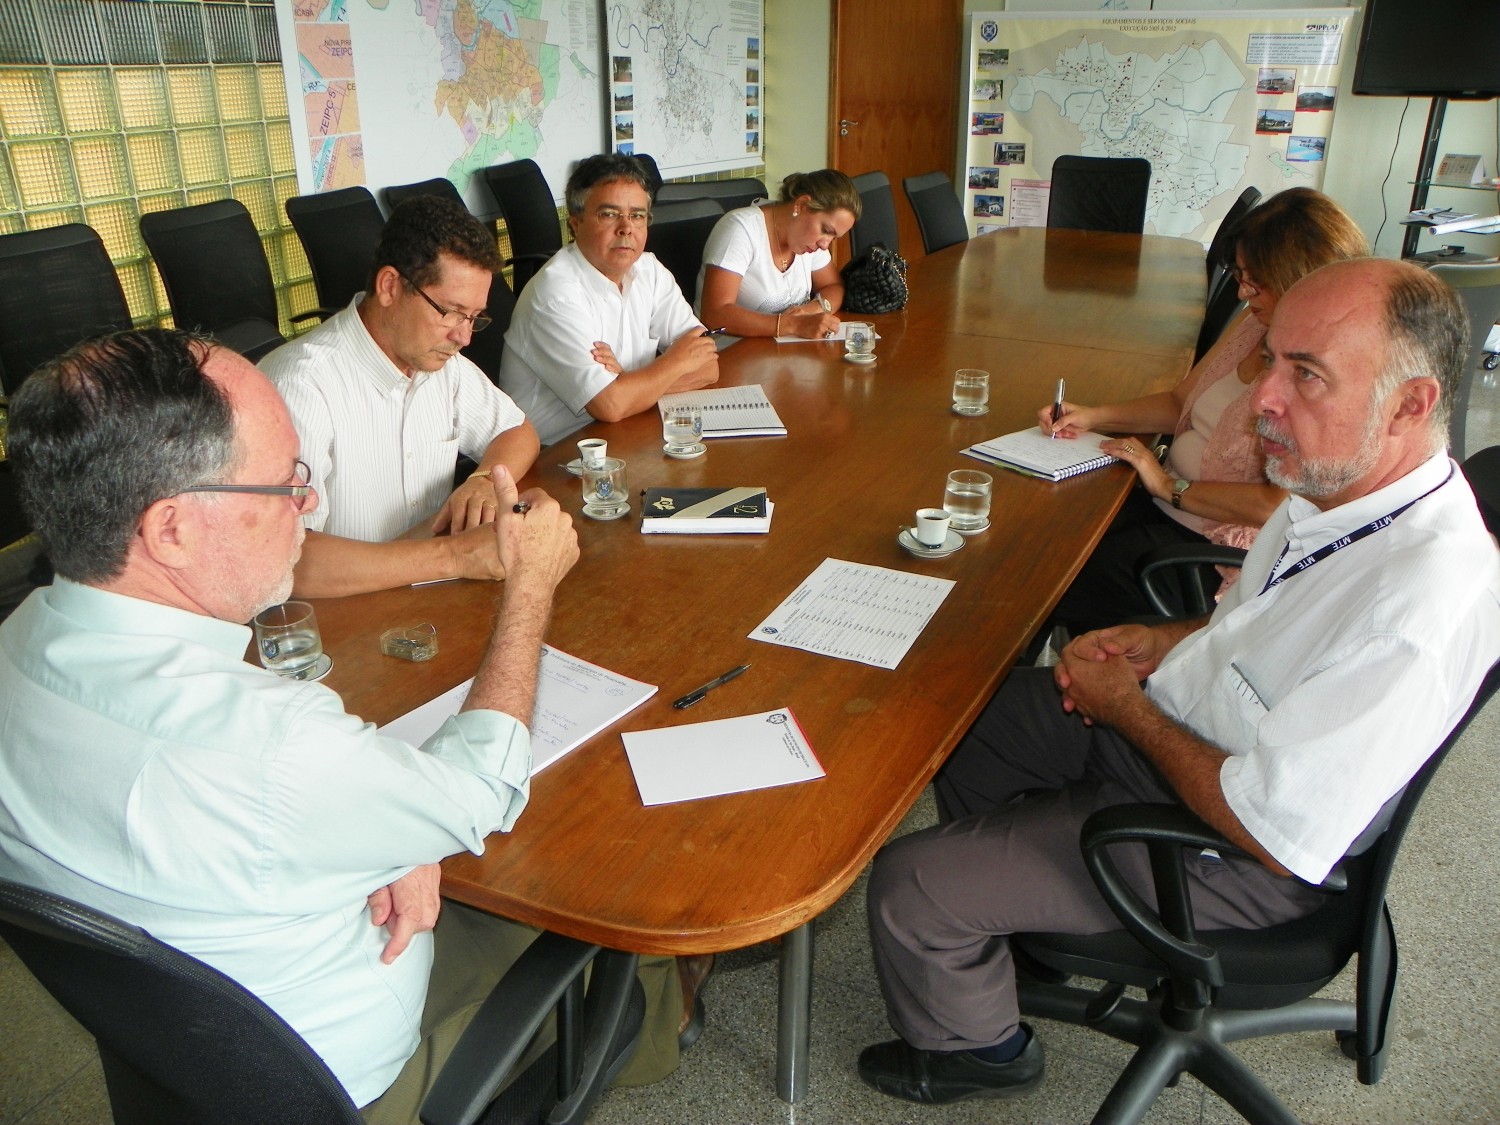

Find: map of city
<box><xmin>967</xmin><ymin>12</ymin><xmax>1351</xmax><ymax>242</ymax></box>
<box><xmin>1008</xmin><ymin>34</ymin><xmax>1252</xmax><ymax>237</ymax></box>
<box><xmin>281</xmin><ymin>0</ymin><xmax>606</xmax><ymax>209</ymax></box>
<box><xmin>606</xmin><ymin>0</ymin><xmax>763</xmax><ymax>176</ymax></box>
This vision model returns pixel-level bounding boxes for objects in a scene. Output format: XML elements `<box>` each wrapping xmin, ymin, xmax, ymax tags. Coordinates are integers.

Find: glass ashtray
<box><xmin>380</xmin><ymin>623</ymin><xmax>438</xmax><ymax>662</ymax></box>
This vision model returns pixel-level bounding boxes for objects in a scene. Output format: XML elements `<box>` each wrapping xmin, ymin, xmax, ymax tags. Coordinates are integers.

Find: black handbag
<box><xmin>840</xmin><ymin>243</ymin><xmax>909</xmax><ymax>314</ymax></box>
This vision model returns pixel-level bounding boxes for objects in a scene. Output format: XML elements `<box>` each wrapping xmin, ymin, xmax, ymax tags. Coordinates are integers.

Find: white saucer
<box><xmin>951</xmin><ymin>404</ymin><xmax>990</xmax><ymax>416</ymax></box>
<box><xmin>664</xmin><ymin>443</ymin><xmax>707</xmax><ymax>459</ymax></box>
<box><xmin>844</xmin><ymin>352</ymin><xmax>876</xmax><ymax>364</ymax></box>
<box><xmin>951</xmin><ymin>518</ymin><xmax>991</xmax><ymax>536</ymax></box>
<box><xmin>564</xmin><ymin>458</ymin><xmax>585</xmax><ymax>476</ymax></box>
<box><xmin>898</xmin><ymin>528</ymin><xmax>964</xmax><ymax>559</ymax></box>
<box><xmin>583</xmin><ymin>502</ymin><xmax>631</xmax><ymax>522</ymax></box>
<box><xmin>278</xmin><ymin>653</ymin><xmax>333</xmax><ymax>682</ymax></box>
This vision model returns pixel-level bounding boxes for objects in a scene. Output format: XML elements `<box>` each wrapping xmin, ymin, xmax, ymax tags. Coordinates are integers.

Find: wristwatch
<box><xmin>1171</xmin><ymin>478</ymin><xmax>1192</xmax><ymax>509</ymax></box>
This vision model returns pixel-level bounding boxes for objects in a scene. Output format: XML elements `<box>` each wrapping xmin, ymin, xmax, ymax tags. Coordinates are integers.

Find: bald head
<box><xmin>1252</xmin><ymin>257</ymin><xmax>1466</xmax><ymax>509</ymax></box>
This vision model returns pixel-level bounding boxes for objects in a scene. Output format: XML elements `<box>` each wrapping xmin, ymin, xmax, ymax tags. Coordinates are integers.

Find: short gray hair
<box><xmin>564</xmin><ymin>154</ymin><xmax>653</xmax><ymax>215</ymax></box>
<box><xmin>8</xmin><ymin>329</ymin><xmax>236</xmax><ymax>583</ymax></box>
<box><xmin>1373</xmin><ymin>264</ymin><xmax>1469</xmax><ymax>454</ymax></box>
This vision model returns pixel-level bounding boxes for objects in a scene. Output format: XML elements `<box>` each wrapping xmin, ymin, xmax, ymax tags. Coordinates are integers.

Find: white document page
<box><xmin>377</xmin><ymin>645</ymin><xmax>657</xmax><ymax>774</ymax></box>
<box><xmin>622</xmin><ymin>708</ymin><xmax>824</xmax><ymax>806</ymax></box>
<box><xmin>748</xmin><ymin>558</ymin><xmax>955</xmax><ymax>670</ymax></box>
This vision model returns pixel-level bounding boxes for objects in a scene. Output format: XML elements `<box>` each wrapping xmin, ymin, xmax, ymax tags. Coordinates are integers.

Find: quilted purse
<box><xmin>840</xmin><ymin>243</ymin><xmax>909</xmax><ymax>314</ymax></box>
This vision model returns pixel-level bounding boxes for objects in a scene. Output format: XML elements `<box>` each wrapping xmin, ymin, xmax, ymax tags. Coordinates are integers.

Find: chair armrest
<box><xmin>290</xmin><ymin>307</ymin><xmax>336</xmax><ymax>324</ymax></box>
<box><xmin>1136</xmin><ymin>543</ymin><xmax>1247</xmax><ymax>617</ymax></box>
<box><xmin>1080</xmin><ymin>804</ymin><xmax>1347</xmax><ymax>994</ymax></box>
<box><xmin>419</xmin><ymin>932</ymin><xmax>601</xmax><ymax>1125</ymax></box>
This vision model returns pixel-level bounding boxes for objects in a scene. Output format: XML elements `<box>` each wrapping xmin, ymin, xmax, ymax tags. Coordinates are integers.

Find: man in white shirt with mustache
<box><xmin>499</xmin><ymin>154</ymin><xmax>719</xmax><ymax>447</ymax></box>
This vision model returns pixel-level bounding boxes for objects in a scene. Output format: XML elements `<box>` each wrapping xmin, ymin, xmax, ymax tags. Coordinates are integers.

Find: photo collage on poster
<box><xmin>746</xmin><ymin>38</ymin><xmax>760</xmax><ymax>153</ymax></box>
<box><xmin>966</xmin><ymin>47</ymin><xmax>1018</xmax><ymax>233</ymax></box>
<box><xmin>1261</xmin><ymin>67</ymin><xmax>1335</xmax><ymax>165</ymax></box>
<box><xmin>611</xmin><ymin>54</ymin><xmax>635</xmax><ymax>153</ymax></box>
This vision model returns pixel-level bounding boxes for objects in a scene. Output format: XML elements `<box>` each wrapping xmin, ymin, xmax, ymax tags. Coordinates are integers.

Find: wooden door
<box><xmin>830</xmin><ymin>0</ymin><xmax>963</xmax><ymax>264</ymax></box>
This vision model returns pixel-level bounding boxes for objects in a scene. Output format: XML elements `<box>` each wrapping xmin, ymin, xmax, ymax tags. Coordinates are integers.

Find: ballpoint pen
<box><xmin>1050</xmin><ymin>378</ymin><xmax>1066</xmax><ymax>438</ymax></box>
<box><xmin>672</xmin><ymin>663</ymin><xmax>751</xmax><ymax>709</ymax></box>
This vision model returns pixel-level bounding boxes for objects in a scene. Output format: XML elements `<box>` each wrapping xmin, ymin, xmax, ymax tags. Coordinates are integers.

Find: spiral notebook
<box><xmin>963</xmin><ymin>428</ymin><xmax>1118</xmax><ymax>481</ymax></box>
<box><xmin>658</xmin><ymin>385</ymin><xmax>787</xmax><ymax>437</ymax></box>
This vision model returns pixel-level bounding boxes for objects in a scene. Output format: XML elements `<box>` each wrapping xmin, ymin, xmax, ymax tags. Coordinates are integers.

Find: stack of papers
<box><xmin>640</xmin><ymin>486</ymin><xmax>773</xmax><ymax>534</ymax></box>
<box><xmin>622</xmin><ymin>708</ymin><xmax>824</xmax><ymax>805</ymax></box>
<box><xmin>658</xmin><ymin>385</ymin><xmax>786</xmax><ymax>437</ymax></box>
<box><xmin>377</xmin><ymin>646</ymin><xmax>656</xmax><ymax>774</ymax></box>
<box><xmin>965</xmin><ymin>428</ymin><xmax>1119</xmax><ymax>481</ymax></box>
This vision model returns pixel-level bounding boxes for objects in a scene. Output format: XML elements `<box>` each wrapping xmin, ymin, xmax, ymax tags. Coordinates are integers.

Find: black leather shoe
<box><xmin>857</xmin><ymin>1025</ymin><xmax>1044</xmax><ymax>1105</ymax></box>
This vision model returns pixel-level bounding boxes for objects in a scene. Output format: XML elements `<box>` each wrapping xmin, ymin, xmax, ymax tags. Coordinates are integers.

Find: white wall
<box><xmin>764</xmin><ymin>0</ymin><xmax>831</xmax><ymax>191</ymax></box>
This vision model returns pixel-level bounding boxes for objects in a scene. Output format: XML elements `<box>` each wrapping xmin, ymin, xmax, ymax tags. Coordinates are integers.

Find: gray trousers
<box><xmin>866</xmin><ymin>668</ymin><xmax>1324</xmax><ymax>1052</ymax></box>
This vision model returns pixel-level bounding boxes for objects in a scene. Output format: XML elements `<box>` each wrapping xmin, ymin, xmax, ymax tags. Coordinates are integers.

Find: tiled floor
<box><xmin>5</xmin><ymin>376</ymin><xmax>1499</xmax><ymax>1125</ymax></box>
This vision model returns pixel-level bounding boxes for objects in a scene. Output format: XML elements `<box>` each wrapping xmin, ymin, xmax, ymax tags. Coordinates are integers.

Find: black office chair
<box><xmin>459</xmin><ymin>271</ymin><xmax>517</xmax><ymax>387</ymax></box>
<box><xmin>1428</xmin><ymin>260</ymin><xmax>1500</xmax><ymax>458</ymax></box>
<box><xmin>285</xmin><ymin>186</ymin><xmax>387</xmax><ymax>320</ymax></box>
<box><xmin>1015</xmin><ymin>659</ymin><xmax>1500</xmax><ymax>1125</ymax></box>
<box><xmin>902</xmin><ymin>171</ymin><xmax>969</xmax><ymax>255</ymax></box>
<box><xmin>645</xmin><ymin>198</ymin><xmax>723</xmax><ymax>303</ymax></box>
<box><xmin>1205</xmin><ymin>186</ymin><xmax>1261</xmax><ymax>285</ymax></box>
<box><xmin>0</xmin><ymin>878</ymin><xmax>644</xmax><ymax>1125</ymax></box>
<box><xmin>1195</xmin><ymin>187</ymin><xmax>1262</xmax><ymax>361</ymax></box>
<box><xmin>848</xmin><ymin>171</ymin><xmax>900</xmax><ymax>259</ymax></box>
<box><xmin>632</xmin><ymin>153</ymin><xmax>664</xmax><ymax>199</ymax></box>
<box><xmin>382</xmin><ymin>176</ymin><xmax>466</xmax><ymax>212</ymax></box>
<box><xmin>655</xmin><ymin>177</ymin><xmax>767</xmax><ymax>214</ymax></box>
<box><xmin>0</xmin><ymin>223</ymin><xmax>134</xmax><ymax>396</ymax></box>
<box><xmin>480</xmin><ymin>159</ymin><xmax>563</xmax><ymax>292</ymax></box>
<box><xmin>1046</xmin><ymin>156</ymin><xmax>1152</xmax><ymax>235</ymax></box>
<box><xmin>139</xmin><ymin>200</ymin><xmax>285</xmax><ymax>363</ymax></box>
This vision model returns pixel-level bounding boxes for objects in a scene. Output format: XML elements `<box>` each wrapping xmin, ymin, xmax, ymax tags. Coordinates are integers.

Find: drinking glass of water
<box><xmin>253</xmin><ymin>601</ymin><xmax>330</xmax><ymax>680</ymax></box>
<box><xmin>952</xmin><ymin>369</ymin><xmax>990</xmax><ymax>416</ymax></box>
<box><xmin>944</xmin><ymin>469</ymin><xmax>993</xmax><ymax>532</ymax></box>
<box><xmin>844</xmin><ymin>322</ymin><xmax>875</xmax><ymax>362</ymax></box>
<box><xmin>662</xmin><ymin>405</ymin><xmax>705</xmax><ymax>458</ymax></box>
<box><xmin>581</xmin><ymin>456</ymin><xmax>630</xmax><ymax>520</ymax></box>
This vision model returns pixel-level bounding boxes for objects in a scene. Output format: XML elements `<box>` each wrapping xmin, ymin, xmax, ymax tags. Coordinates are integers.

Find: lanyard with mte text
<box><xmin>1258</xmin><ymin>466</ymin><xmax>1454</xmax><ymax>597</ymax></box>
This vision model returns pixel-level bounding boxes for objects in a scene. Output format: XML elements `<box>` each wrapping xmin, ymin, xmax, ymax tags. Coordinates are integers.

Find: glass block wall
<box><xmin>0</xmin><ymin>0</ymin><xmax>313</xmax><ymax>335</ymax></box>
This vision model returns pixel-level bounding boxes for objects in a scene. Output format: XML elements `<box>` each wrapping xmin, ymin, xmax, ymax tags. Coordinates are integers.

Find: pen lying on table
<box><xmin>672</xmin><ymin>663</ymin><xmax>751</xmax><ymax>709</ymax></box>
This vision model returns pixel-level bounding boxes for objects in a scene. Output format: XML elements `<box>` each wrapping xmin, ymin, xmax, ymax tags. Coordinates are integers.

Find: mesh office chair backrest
<box><xmin>1046</xmin><ymin>156</ymin><xmax>1152</xmax><ymax>234</ymax></box>
<box><xmin>849</xmin><ymin>171</ymin><xmax>900</xmax><ymax>259</ymax></box>
<box><xmin>481</xmin><ymin>159</ymin><xmax>564</xmax><ymax>292</ymax></box>
<box><xmin>903</xmin><ymin>171</ymin><xmax>969</xmax><ymax>255</ymax></box>
<box><xmin>382</xmin><ymin>176</ymin><xmax>465</xmax><ymax>212</ymax></box>
<box><xmin>655</xmin><ymin>178</ymin><xmax>767</xmax><ymax>214</ymax></box>
<box><xmin>285</xmin><ymin>186</ymin><xmax>387</xmax><ymax>314</ymax></box>
<box><xmin>645</xmin><ymin>198</ymin><xmax>724</xmax><ymax>303</ymax></box>
<box><xmin>0</xmin><ymin>879</ymin><xmax>361</xmax><ymax>1125</ymax></box>
<box><xmin>0</xmin><ymin>223</ymin><xmax>132</xmax><ymax>396</ymax></box>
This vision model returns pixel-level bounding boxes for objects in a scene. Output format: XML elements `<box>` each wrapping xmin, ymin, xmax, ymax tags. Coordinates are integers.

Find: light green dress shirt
<box><xmin>0</xmin><ymin>579</ymin><xmax>532</xmax><ymax>1107</ymax></box>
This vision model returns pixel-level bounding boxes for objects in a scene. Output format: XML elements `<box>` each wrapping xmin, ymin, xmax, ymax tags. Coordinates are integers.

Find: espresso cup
<box><xmin>577</xmin><ymin>438</ymin><xmax>608</xmax><ymax>468</ymax></box>
<box><xmin>914</xmin><ymin>507</ymin><xmax>951</xmax><ymax>548</ymax></box>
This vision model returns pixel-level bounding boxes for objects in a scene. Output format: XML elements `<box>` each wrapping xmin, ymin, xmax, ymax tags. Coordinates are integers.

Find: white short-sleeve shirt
<box><xmin>1146</xmin><ymin>454</ymin><xmax>1500</xmax><ymax>883</ymax></box>
<box><xmin>260</xmin><ymin>299</ymin><xmax>527</xmax><ymax>542</ymax></box>
<box><xmin>498</xmin><ymin>244</ymin><xmax>702</xmax><ymax>447</ymax></box>
<box><xmin>695</xmin><ymin>204</ymin><xmax>830</xmax><ymax>315</ymax></box>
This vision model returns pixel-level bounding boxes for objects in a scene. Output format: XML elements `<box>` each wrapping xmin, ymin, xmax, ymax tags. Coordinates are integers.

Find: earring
<box><xmin>792</xmin><ymin>208</ymin><xmax>799</xmax><ymax>217</ymax></box>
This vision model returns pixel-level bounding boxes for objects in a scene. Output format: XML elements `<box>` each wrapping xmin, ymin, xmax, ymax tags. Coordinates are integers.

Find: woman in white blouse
<box><xmin>696</xmin><ymin>169</ymin><xmax>861</xmax><ymax>339</ymax></box>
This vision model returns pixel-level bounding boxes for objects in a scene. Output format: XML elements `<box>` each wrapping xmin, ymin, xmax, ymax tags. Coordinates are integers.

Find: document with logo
<box><xmin>377</xmin><ymin>646</ymin><xmax>656</xmax><ymax>774</ymax></box>
<box><xmin>622</xmin><ymin>708</ymin><xmax>824</xmax><ymax>806</ymax></box>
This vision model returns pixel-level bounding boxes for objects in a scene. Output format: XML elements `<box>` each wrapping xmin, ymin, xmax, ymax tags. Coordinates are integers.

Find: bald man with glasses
<box><xmin>260</xmin><ymin>194</ymin><xmax>541</xmax><ymax>597</ymax></box>
<box><xmin>499</xmin><ymin>153</ymin><xmax>719</xmax><ymax>447</ymax></box>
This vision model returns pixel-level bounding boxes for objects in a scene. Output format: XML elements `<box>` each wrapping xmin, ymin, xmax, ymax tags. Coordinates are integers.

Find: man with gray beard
<box><xmin>857</xmin><ymin>257</ymin><xmax>1500</xmax><ymax>1106</ymax></box>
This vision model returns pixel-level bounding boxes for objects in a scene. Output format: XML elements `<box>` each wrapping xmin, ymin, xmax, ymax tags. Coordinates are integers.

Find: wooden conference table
<box><xmin>311</xmin><ymin>227</ymin><xmax>1205</xmax><ymax>1101</ymax></box>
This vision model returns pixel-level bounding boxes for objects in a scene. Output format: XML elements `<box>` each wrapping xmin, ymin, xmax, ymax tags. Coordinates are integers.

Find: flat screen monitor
<box><xmin>1352</xmin><ymin>0</ymin><xmax>1500</xmax><ymax>99</ymax></box>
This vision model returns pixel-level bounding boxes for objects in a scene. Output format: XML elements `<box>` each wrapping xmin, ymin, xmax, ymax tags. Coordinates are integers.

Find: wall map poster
<box><xmin>606</xmin><ymin>0</ymin><xmax>764</xmax><ymax>176</ymax></box>
<box><xmin>963</xmin><ymin>10</ymin><xmax>1352</xmax><ymax>241</ymax></box>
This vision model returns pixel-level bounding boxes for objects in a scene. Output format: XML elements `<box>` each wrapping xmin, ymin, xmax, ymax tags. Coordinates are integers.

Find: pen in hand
<box><xmin>1050</xmin><ymin>378</ymin><xmax>1066</xmax><ymax>439</ymax></box>
<box><xmin>672</xmin><ymin>663</ymin><xmax>751</xmax><ymax>709</ymax></box>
